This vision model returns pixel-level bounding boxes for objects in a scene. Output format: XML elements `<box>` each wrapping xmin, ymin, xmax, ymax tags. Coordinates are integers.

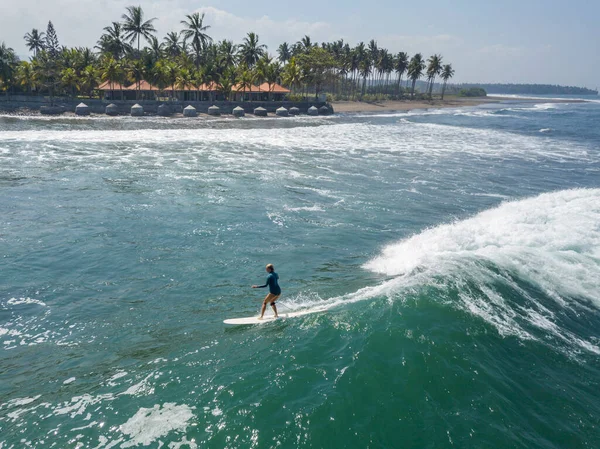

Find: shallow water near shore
<box><xmin>1</xmin><ymin>99</ymin><xmax>600</xmax><ymax>448</ymax></box>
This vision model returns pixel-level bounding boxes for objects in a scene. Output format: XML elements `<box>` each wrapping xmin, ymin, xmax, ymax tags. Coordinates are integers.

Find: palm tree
<box><xmin>175</xmin><ymin>66</ymin><xmax>194</xmax><ymax>99</ymax></box>
<box><xmin>407</xmin><ymin>53</ymin><xmax>425</xmax><ymax>99</ymax></box>
<box><xmin>394</xmin><ymin>52</ymin><xmax>408</xmax><ymax>96</ymax></box>
<box><xmin>75</xmin><ymin>47</ymin><xmax>96</xmax><ymax>71</ymax></box>
<box><xmin>218</xmin><ymin>67</ymin><xmax>236</xmax><ymax>100</ymax></box>
<box><xmin>281</xmin><ymin>57</ymin><xmax>302</xmax><ymax>95</ymax></box>
<box><xmin>81</xmin><ymin>65</ymin><xmax>99</xmax><ymax>98</ymax></box>
<box><xmin>16</xmin><ymin>61</ymin><xmax>35</xmax><ymax>94</ymax></box>
<box><xmin>277</xmin><ymin>42</ymin><xmax>291</xmax><ymax>64</ymax></box>
<box><xmin>426</xmin><ymin>54</ymin><xmax>443</xmax><ymax>98</ymax></box>
<box><xmin>263</xmin><ymin>60</ymin><xmax>281</xmax><ymax>100</ymax></box>
<box><xmin>440</xmin><ymin>64</ymin><xmax>455</xmax><ymax>100</ymax></box>
<box><xmin>218</xmin><ymin>40</ymin><xmax>237</xmax><ymax>71</ymax></box>
<box><xmin>100</xmin><ymin>55</ymin><xmax>122</xmax><ymax>99</ymax></box>
<box><xmin>163</xmin><ymin>32</ymin><xmax>183</xmax><ymax>58</ymax></box>
<box><xmin>349</xmin><ymin>47</ymin><xmax>361</xmax><ymax>98</ymax></box>
<box><xmin>354</xmin><ymin>42</ymin><xmax>367</xmax><ymax>97</ymax></box>
<box><xmin>148</xmin><ymin>36</ymin><xmax>163</xmax><ymax>61</ymax></box>
<box><xmin>180</xmin><ymin>12</ymin><xmax>212</xmax><ymax>68</ymax></box>
<box><xmin>123</xmin><ymin>58</ymin><xmax>145</xmax><ymax>98</ymax></box>
<box><xmin>162</xmin><ymin>61</ymin><xmax>179</xmax><ymax>99</ymax></box>
<box><xmin>359</xmin><ymin>60</ymin><xmax>371</xmax><ymax>97</ymax></box>
<box><xmin>0</xmin><ymin>42</ymin><xmax>18</xmax><ymax>94</ymax></box>
<box><xmin>238</xmin><ymin>32</ymin><xmax>266</xmax><ymax>68</ymax></box>
<box><xmin>121</xmin><ymin>5</ymin><xmax>157</xmax><ymax>56</ymax></box>
<box><xmin>24</xmin><ymin>29</ymin><xmax>46</xmax><ymax>57</ymax></box>
<box><xmin>192</xmin><ymin>68</ymin><xmax>206</xmax><ymax>101</ymax></box>
<box><xmin>61</xmin><ymin>67</ymin><xmax>78</xmax><ymax>98</ymax></box>
<box><xmin>236</xmin><ymin>65</ymin><xmax>254</xmax><ymax>101</ymax></box>
<box><xmin>297</xmin><ymin>35</ymin><xmax>313</xmax><ymax>54</ymax></box>
<box><xmin>97</xmin><ymin>22</ymin><xmax>131</xmax><ymax>60</ymax></box>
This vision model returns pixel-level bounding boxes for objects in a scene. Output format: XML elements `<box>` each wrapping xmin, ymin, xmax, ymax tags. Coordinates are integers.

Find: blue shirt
<box><xmin>258</xmin><ymin>272</ymin><xmax>281</xmax><ymax>295</ymax></box>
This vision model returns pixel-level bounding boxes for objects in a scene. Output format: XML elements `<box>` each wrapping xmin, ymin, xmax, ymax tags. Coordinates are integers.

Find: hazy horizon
<box><xmin>1</xmin><ymin>0</ymin><xmax>598</xmax><ymax>89</ymax></box>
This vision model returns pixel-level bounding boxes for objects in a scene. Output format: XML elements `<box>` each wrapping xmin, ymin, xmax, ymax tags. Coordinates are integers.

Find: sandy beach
<box><xmin>331</xmin><ymin>96</ymin><xmax>589</xmax><ymax>113</ymax></box>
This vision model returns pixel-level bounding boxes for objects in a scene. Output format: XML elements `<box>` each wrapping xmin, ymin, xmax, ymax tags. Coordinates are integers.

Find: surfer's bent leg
<box><xmin>260</xmin><ymin>293</ymin><xmax>279</xmax><ymax>319</ymax></box>
<box><xmin>270</xmin><ymin>294</ymin><xmax>280</xmax><ymax>318</ymax></box>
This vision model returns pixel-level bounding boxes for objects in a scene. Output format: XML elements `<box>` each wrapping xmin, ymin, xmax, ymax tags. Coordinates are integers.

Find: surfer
<box><xmin>252</xmin><ymin>264</ymin><xmax>281</xmax><ymax>319</ymax></box>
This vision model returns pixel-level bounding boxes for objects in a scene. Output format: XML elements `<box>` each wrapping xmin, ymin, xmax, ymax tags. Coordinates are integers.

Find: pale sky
<box><xmin>1</xmin><ymin>0</ymin><xmax>598</xmax><ymax>88</ymax></box>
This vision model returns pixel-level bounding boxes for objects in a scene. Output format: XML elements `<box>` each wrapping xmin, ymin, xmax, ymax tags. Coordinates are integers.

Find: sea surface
<box><xmin>1</xmin><ymin>97</ymin><xmax>599</xmax><ymax>448</ymax></box>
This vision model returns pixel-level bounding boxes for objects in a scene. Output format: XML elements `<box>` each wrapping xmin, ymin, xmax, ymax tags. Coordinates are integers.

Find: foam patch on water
<box><xmin>119</xmin><ymin>403</ymin><xmax>195</xmax><ymax>448</ymax></box>
<box><xmin>283</xmin><ymin>204</ymin><xmax>325</xmax><ymax>212</ymax></box>
<box><xmin>54</xmin><ymin>393</ymin><xmax>116</xmax><ymax>418</ymax></box>
<box><xmin>6</xmin><ymin>297</ymin><xmax>46</xmax><ymax>307</ymax></box>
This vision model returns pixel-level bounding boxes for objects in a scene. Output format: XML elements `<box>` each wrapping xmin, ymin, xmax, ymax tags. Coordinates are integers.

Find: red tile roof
<box><xmin>164</xmin><ymin>81</ymin><xmax>221</xmax><ymax>91</ymax></box>
<box><xmin>257</xmin><ymin>82</ymin><xmax>291</xmax><ymax>93</ymax></box>
<box><xmin>98</xmin><ymin>81</ymin><xmax>128</xmax><ymax>90</ymax></box>
<box><xmin>126</xmin><ymin>80</ymin><xmax>160</xmax><ymax>91</ymax></box>
<box><xmin>231</xmin><ymin>83</ymin><xmax>261</xmax><ymax>93</ymax></box>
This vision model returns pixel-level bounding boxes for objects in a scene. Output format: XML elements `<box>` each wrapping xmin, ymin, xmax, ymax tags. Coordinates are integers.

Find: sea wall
<box><xmin>0</xmin><ymin>95</ymin><xmax>333</xmax><ymax>115</ymax></box>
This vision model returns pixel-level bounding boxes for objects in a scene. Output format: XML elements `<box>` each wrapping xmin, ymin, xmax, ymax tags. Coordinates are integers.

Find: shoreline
<box><xmin>331</xmin><ymin>96</ymin><xmax>587</xmax><ymax>113</ymax></box>
<box><xmin>0</xmin><ymin>96</ymin><xmax>589</xmax><ymax>118</ymax></box>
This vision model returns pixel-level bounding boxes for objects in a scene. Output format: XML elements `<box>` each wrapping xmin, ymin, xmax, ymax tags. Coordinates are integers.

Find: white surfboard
<box><xmin>224</xmin><ymin>307</ymin><xmax>327</xmax><ymax>325</ymax></box>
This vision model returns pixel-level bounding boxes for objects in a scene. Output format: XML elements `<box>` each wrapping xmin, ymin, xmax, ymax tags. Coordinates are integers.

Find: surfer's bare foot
<box><xmin>258</xmin><ymin>316</ymin><xmax>263</xmax><ymax>320</ymax></box>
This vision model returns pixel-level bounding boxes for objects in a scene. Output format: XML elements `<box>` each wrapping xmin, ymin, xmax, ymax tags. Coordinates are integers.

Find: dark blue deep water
<box><xmin>1</xmin><ymin>98</ymin><xmax>600</xmax><ymax>448</ymax></box>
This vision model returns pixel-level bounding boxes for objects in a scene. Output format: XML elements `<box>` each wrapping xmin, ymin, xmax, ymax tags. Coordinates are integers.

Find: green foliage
<box><xmin>455</xmin><ymin>83</ymin><xmax>597</xmax><ymax>96</ymax></box>
<box><xmin>1</xmin><ymin>5</ymin><xmax>467</xmax><ymax>103</ymax></box>
<box><xmin>45</xmin><ymin>21</ymin><xmax>60</xmax><ymax>59</ymax></box>
<box><xmin>297</xmin><ymin>47</ymin><xmax>335</xmax><ymax>96</ymax></box>
<box><xmin>458</xmin><ymin>87</ymin><xmax>487</xmax><ymax>97</ymax></box>
<box><xmin>286</xmin><ymin>93</ymin><xmax>304</xmax><ymax>101</ymax></box>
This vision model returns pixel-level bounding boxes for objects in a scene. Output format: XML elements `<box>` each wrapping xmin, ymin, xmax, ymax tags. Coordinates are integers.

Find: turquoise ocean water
<box><xmin>1</xmin><ymin>97</ymin><xmax>600</xmax><ymax>448</ymax></box>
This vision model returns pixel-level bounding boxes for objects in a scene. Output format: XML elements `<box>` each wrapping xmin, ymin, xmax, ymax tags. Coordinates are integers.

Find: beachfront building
<box><xmin>98</xmin><ymin>80</ymin><xmax>290</xmax><ymax>102</ymax></box>
<box><xmin>98</xmin><ymin>81</ymin><xmax>132</xmax><ymax>101</ymax></box>
<box><xmin>98</xmin><ymin>80</ymin><xmax>159</xmax><ymax>101</ymax></box>
<box><xmin>231</xmin><ymin>83</ymin><xmax>291</xmax><ymax>101</ymax></box>
<box><xmin>256</xmin><ymin>83</ymin><xmax>291</xmax><ymax>101</ymax></box>
<box><xmin>170</xmin><ymin>82</ymin><xmax>221</xmax><ymax>102</ymax></box>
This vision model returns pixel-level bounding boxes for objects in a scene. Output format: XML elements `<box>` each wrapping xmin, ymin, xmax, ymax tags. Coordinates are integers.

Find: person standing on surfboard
<box><xmin>252</xmin><ymin>264</ymin><xmax>281</xmax><ymax>319</ymax></box>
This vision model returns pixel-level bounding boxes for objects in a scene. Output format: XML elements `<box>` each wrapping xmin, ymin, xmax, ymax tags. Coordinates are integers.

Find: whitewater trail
<box><xmin>285</xmin><ymin>189</ymin><xmax>600</xmax><ymax>354</ymax></box>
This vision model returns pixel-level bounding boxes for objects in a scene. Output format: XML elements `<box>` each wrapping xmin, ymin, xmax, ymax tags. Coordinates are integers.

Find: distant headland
<box><xmin>454</xmin><ymin>83</ymin><xmax>598</xmax><ymax>96</ymax></box>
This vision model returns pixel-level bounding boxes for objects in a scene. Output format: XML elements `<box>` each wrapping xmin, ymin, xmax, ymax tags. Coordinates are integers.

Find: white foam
<box><xmin>63</xmin><ymin>377</ymin><xmax>76</xmax><ymax>385</ymax></box>
<box><xmin>282</xmin><ymin>189</ymin><xmax>600</xmax><ymax>356</ymax></box>
<box><xmin>357</xmin><ymin>188</ymin><xmax>600</xmax><ymax>353</ymax></box>
<box><xmin>488</xmin><ymin>94</ymin><xmax>594</xmax><ymax>102</ymax></box>
<box><xmin>54</xmin><ymin>393</ymin><xmax>115</xmax><ymax>418</ymax></box>
<box><xmin>119</xmin><ymin>373</ymin><xmax>156</xmax><ymax>396</ymax></box>
<box><xmin>6</xmin><ymin>297</ymin><xmax>46</xmax><ymax>307</ymax></box>
<box><xmin>283</xmin><ymin>204</ymin><xmax>325</xmax><ymax>212</ymax></box>
<box><xmin>533</xmin><ymin>103</ymin><xmax>559</xmax><ymax>110</ymax></box>
<box><xmin>4</xmin><ymin>395</ymin><xmax>41</xmax><ymax>408</ymax></box>
<box><xmin>106</xmin><ymin>371</ymin><xmax>128</xmax><ymax>386</ymax></box>
<box><xmin>365</xmin><ymin>188</ymin><xmax>600</xmax><ymax>299</ymax></box>
<box><xmin>1</xmin><ymin>118</ymin><xmax>595</xmax><ymax>167</ymax></box>
<box><xmin>120</xmin><ymin>403</ymin><xmax>195</xmax><ymax>448</ymax></box>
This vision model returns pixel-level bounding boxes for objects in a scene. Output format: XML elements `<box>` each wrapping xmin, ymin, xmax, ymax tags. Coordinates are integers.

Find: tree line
<box><xmin>0</xmin><ymin>6</ymin><xmax>456</xmax><ymax>102</ymax></box>
<box><xmin>456</xmin><ymin>83</ymin><xmax>597</xmax><ymax>96</ymax></box>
